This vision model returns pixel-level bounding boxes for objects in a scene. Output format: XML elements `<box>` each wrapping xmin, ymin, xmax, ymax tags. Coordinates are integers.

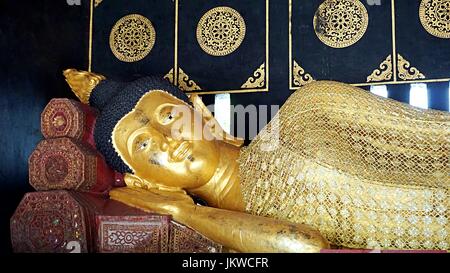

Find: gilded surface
<box><xmin>241</xmin><ymin>63</ymin><xmax>266</xmax><ymax>89</ymax></box>
<box><xmin>109</xmin><ymin>14</ymin><xmax>156</xmax><ymax>62</ymax></box>
<box><xmin>177</xmin><ymin>68</ymin><xmax>202</xmax><ymax>91</ymax></box>
<box><xmin>63</xmin><ymin>69</ymin><xmax>105</xmax><ymax>104</ymax></box>
<box><xmin>313</xmin><ymin>0</ymin><xmax>369</xmax><ymax>48</ymax></box>
<box><xmin>397</xmin><ymin>54</ymin><xmax>426</xmax><ymax>80</ymax></box>
<box><xmin>367</xmin><ymin>55</ymin><xmax>393</xmax><ymax>82</ymax></box>
<box><xmin>163</xmin><ymin>68</ymin><xmax>201</xmax><ymax>91</ymax></box>
<box><xmin>94</xmin><ymin>0</ymin><xmax>103</xmax><ymax>8</ymax></box>
<box><xmin>196</xmin><ymin>6</ymin><xmax>246</xmax><ymax>56</ymax></box>
<box><xmin>41</xmin><ymin>99</ymin><xmax>84</xmax><ymax>140</ymax></box>
<box><xmin>239</xmin><ymin>81</ymin><xmax>449</xmax><ymax>250</ymax></box>
<box><xmin>163</xmin><ymin>69</ymin><xmax>175</xmax><ymax>85</ymax></box>
<box><xmin>419</xmin><ymin>0</ymin><xmax>450</xmax><ymax>39</ymax></box>
<box><xmin>99</xmin><ymin>220</ymin><xmax>163</xmax><ymax>252</ymax></box>
<box><xmin>11</xmin><ymin>191</ymin><xmax>88</xmax><ymax>253</ymax></box>
<box><xmin>293</xmin><ymin>60</ymin><xmax>314</xmax><ymax>87</ymax></box>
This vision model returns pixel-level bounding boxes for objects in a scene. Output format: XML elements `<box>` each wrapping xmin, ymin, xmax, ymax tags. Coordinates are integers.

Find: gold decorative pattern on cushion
<box><xmin>367</xmin><ymin>55</ymin><xmax>393</xmax><ymax>82</ymax></box>
<box><xmin>419</xmin><ymin>0</ymin><xmax>450</xmax><ymax>39</ymax></box>
<box><xmin>109</xmin><ymin>14</ymin><xmax>156</xmax><ymax>62</ymax></box>
<box><xmin>313</xmin><ymin>0</ymin><xmax>369</xmax><ymax>48</ymax></box>
<box><xmin>164</xmin><ymin>68</ymin><xmax>201</xmax><ymax>92</ymax></box>
<box><xmin>196</xmin><ymin>6</ymin><xmax>246</xmax><ymax>56</ymax></box>
<box><xmin>397</xmin><ymin>54</ymin><xmax>426</xmax><ymax>80</ymax></box>
<box><xmin>241</xmin><ymin>63</ymin><xmax>265</xmax><ymax>89</ymax></box>
<box><xmin>239</xmin><ymin>81</ymin><xmax>449</xmax><ymax>250</ymax></box>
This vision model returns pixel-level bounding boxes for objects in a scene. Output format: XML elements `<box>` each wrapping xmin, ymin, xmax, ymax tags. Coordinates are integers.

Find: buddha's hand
<box><xmin>109</xmin><ymin>187</ymin><xmax>195</xmax><ymax>216</ymax></box>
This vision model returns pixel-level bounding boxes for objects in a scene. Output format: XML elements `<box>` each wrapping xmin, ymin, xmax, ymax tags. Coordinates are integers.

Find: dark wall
<box><xmin>0</xmin><ymin>0</ymin><xmax>89</xmax><ymax>253</ymax></box>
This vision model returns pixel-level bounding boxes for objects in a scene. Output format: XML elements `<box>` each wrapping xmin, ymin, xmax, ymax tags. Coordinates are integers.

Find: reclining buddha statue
<box><xmin>63</xmin><ymin>69</ymin><xmax>449</xmax><ymax>252</ymax></box>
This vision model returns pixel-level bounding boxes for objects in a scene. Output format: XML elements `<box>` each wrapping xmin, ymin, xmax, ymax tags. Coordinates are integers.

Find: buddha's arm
<box><xmin>109</xmin><ymin>187</ymin><xmax>329</xmax><ymax>253</ymax></box>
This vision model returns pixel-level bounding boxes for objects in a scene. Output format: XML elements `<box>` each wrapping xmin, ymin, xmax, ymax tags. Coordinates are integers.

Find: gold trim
<box><xmin>177</xmin><ymin>68</ymin><xmax>202</xmax><ymax>92</ymax></box>
<box><xmin>292</xmin><ymin>61</ymin><xmax>314</xmax><ymax>87</ymax></box>
<box><xmin>367</xmin><ymin>55</ymin><xmax>393</xmax><ymax>82</ymax></box>
<box><xmin>419</xmin><ymin>0</ymin><xmax>450</xmax><ymax>39</ymax></box>
<box><xmin>176</xmin><ymin>0</ymin><xmax>269</xmax><ymax>94</ymax></box>
<box><xmin>313</xmin><ymin>0</ymin><xmax>369</xmax><ymax>49</ymax></box>
<box><xmin>109</xmin><ymin>14</ymin><xmax>156</xmax><ymax>63</ymax></box>
<box><xmin>241</xmin><ymin>63</ymin><xmax>265</xmax><ymax>89</ymax></box>
<box><xmin>397</xmin><ymin>54</ymin><xmax>426</xmax><ymax>81</ymax></box>
<box><xmin>265</xmin><ymin>0</ymin><xmax>269</xmax><ymax>93</ymax></box>
<box><xmin>196</xmin><ymin>6</ymin><xmax>246</xmax><ymax>57</ymax></box>
<box><xmin>94</xmin><ymin>0</ymin><xmax>103</xmax><ymax>8</ymax></box>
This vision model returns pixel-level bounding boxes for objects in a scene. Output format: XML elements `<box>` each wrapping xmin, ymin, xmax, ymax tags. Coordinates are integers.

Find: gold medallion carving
<box><xmin>367</xmin><ymin>55</ymin><xmax>393</xmax><ymax>82</ymax></box>
<box><xmin>196</xmin><ymin>6</ymin><xmax>246</xmax><ymax>56</ymax></box>
<box><xmin>241</xmin><ymin>63</ymin><xmax>266</xmax><ymax>89</ymax></box>
<box><xmin>397</xmin><ymin>54</ymin><xmax>426</xmax><ymax>80</ymax></box>
<box><xmin>419</xmin><ymin>0</ymin><xmax>450</xmax><ymax>38</ymax></box>
<box><xmin>313</xmin><ymin>0</ymin><xmax>369</xmax><ymax>48</ymax></box>
<box><xmin>109</xmin><ymin>14</ymin><xmax>156</xmax><ymax>62</ymax></box>
<box><xmin>293</xmin><ymin>61</ymin><xmax>315</xmax><ymax>87</ymax></box>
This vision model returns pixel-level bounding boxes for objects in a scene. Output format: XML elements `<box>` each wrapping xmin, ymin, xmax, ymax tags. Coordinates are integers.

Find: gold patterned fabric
<box><xmin>239</xmin><ymin>81</ymin><xmax>449</xmax><ymax>250</ymax></box>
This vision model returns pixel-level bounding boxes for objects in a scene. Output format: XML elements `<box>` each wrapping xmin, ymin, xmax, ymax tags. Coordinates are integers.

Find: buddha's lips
<box><xmin>172</xmin><ymin>141</ymin><xmax>192</xmax><ymax>161</ymax></box>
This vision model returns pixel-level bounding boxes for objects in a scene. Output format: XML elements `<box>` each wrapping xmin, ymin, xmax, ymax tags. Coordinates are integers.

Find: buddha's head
<box><xmin>64</xmin><ymin>69</ymin><xmax>242</xmax><ymax>190</ymax></box>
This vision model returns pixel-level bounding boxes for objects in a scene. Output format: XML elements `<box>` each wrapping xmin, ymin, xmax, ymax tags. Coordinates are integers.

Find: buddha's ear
<box><xmin>188</xmin><ymin>94</ymin><xmax>245</xmax><ymax>148</ymax></box>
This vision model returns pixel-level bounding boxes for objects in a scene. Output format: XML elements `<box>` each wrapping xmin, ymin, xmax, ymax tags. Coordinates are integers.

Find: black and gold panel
<box><xmin>395</xmin><ymin>0</ymin><xmax>450</xmax><ymax>82</ymax></box>
<box><xmin>175</xmin><ymin>0</ymin><xmax>269</xmax><ymax>94</ymax></box>
<box><xmin>289</xmin><ymin>0</ymin><xmax>395</xmax><ymax>89</ymax></box>
<box><xmin>90</xmin><ymin>0</ymin><xmax>175</xmax><ymax>81</ymax></box>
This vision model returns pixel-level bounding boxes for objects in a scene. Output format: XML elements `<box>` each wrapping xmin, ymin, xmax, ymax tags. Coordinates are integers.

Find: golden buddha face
<box><xmin>112</xmin><ymin>91</ymin><xmax>220</xmax><ymax>189</ymax></box>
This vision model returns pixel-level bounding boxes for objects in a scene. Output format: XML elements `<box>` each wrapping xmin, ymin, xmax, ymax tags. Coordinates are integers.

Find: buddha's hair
<box><xmin>90</xmin><ymin>76</ymin><xmax>191</xmax><ymax>173</ymax></box>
